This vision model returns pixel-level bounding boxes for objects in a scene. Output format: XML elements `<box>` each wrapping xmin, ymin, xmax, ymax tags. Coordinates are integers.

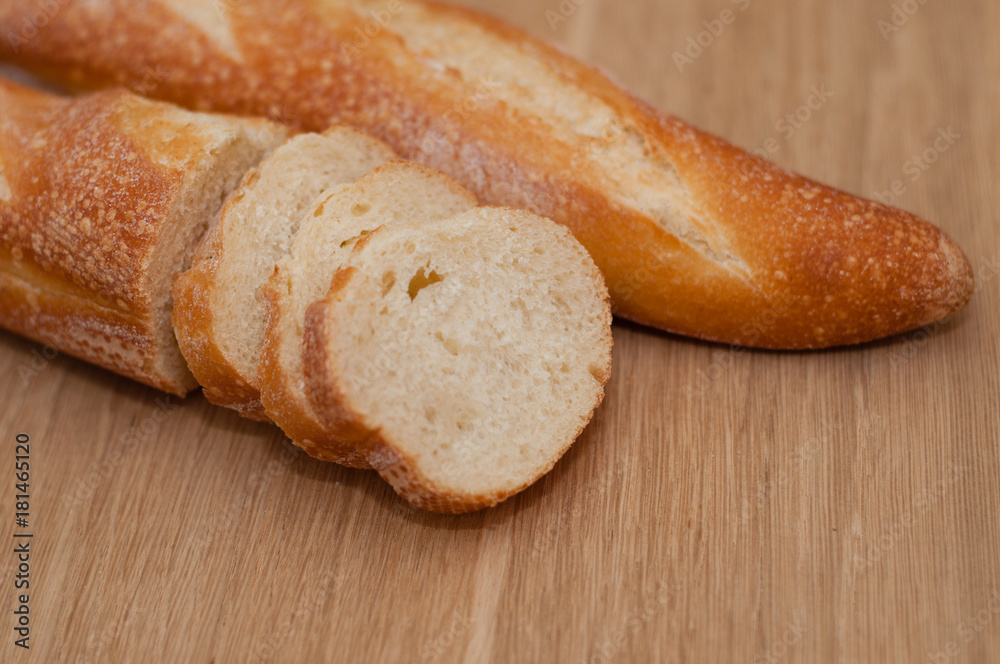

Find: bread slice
<box><xmin>0</xmin><ymin>77</ymin><xmax>288</xmax><ymax>395</ymax></box>
<box><xmin>302</xmin><ymin>207</ymin><xmax>613</xmax><ymax>512</ymax></box>
<box><xmin>259</xmin><ymin>161</ymin><xmax>477</xmax><ymax>466</ymax></box>
<box><xmin>171</xmin><ymin>127</ymin><xmax>396</xmax><ymax>418</ymax></box>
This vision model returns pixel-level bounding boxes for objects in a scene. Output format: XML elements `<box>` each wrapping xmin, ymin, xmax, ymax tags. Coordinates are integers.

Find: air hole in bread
<box><xmin>381</xmin><ymin>271</ymin><xmax>396</xmax><ymax>296</ymax></box>
<box><xmin>513</xmin><ymin>297</ymin><xmax>530</xmax><ymax>320</ymax></box>
<box><xmin>351</xmin><ymin>202</ymin><xmax>371</xmax><ymax>216</ymax></box>
<box><xmin>340</xmin><ymin>229</ymin><xmax>371</xmax><ymax>248</ymax></box>
<box><xmin>408</xmin><ymin>266</ymin><xmax>444</xmax><ymax>300</ymax></box>
<box><xmin>434</xmin><ymin>330</ymin><xmax>461</xmax><ymax>355</ymax></box>
<box><xmin>315</xmin><ymin>192</ymin><xmax>340</xmax><ymax>217</ymax></box>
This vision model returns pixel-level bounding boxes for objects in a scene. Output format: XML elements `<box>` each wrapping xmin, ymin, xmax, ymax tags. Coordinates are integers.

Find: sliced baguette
<box><xmin>171</xmin><ymin>127</ymin><xmax>396</xmax><ymax>419</ymax></box>
<box><xmin>303</xmin><ymin>207</ymin><xmax>613</xmax><ymax>512</ymax></box>
<box><xmin>0</xmin><ymin>77</ymin><xmax>288</xmax><ymax>394</ymax></box>
<box><xmin>259</xmin><ymin>161</ymin><xmax>476</xmax><ymax>465</ymax></box>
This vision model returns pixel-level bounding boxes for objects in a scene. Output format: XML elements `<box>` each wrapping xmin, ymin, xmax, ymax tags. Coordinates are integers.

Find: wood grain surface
<box><xmin>1</xmin><ymin>0</ymin><xmax>998</xmax><ymax>662</ymax></box>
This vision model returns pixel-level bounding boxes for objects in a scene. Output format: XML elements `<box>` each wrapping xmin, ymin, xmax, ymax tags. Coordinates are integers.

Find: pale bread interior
<box><xmin>114</xmin><ymin>97</ymin><xmax>288</xmax><ymax>390</ymax></box>
<box><xmin>314</xmin><ymin>207</ymin><xmax>612</xmax><ymax>498</ymax></box>
<box><xmin>263</xmin><ymin>161</ymin><xmax>476</xmax><ymax>430</ymax></box>
<box><xmin>210</xmin><ymin>128</ymin><xmax>396</xmax><ymax>388</ymax></box>
<box><xmin>149</xmin><ymin>123</ymin><xmax>287</xmax><ymax>386</ymax></box>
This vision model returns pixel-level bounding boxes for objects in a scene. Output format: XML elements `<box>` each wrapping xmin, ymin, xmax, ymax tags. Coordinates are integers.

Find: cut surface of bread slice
<box><xmin>259</xmin><ymin>161</ymin><xmax>476</xmax><ymax>466</ymax></box>
<box><xmin>0</xmin><ymin>78</ymin><xmax>288</xmax><ymax>395</ymax></box>
<box><xmin>171</xmin><ymin>126</ymin><xmax>396</xmax><ymax>418</ymax></box>
<box><xmin>303</xmin><ymin>207</ymin><xmax>613</xmax><ymax>512</ymax></box>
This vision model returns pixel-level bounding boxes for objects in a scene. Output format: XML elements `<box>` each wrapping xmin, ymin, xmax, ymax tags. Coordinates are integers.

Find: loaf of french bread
<box><xmin>0</xmin><ymin>0</ymin><xmax>974</xmax><ymax>348</ymax></box>
<box><xmin>0</xmin><ymin>76</ymin><xmax>287</xmax><ymax>394</ymax></box>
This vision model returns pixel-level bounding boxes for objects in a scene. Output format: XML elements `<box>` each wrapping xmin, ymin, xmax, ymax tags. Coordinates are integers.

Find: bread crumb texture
<box><xmin>315</xmin><ymin>207</ymin><xmax>612</xmax><ymax>511</ymax></box>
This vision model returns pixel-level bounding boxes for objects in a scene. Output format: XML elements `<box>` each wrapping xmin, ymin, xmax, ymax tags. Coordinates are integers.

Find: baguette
<box><xmin>0</xmin><ymin>0</ymin><xmax>975</xmax><ymax>348</ymax></box>
<box><xmin>259</xmin><ymin>160</ymin><xmax>476</xmax><ymax>465</ymax></box>
<box><xmin>171</xmin><ymin>127</ymin><xmax>396</xmax><ymax>418</ymax></box>
<box><xmin>303</xmin><ymin>207</ymin><xmax>613</xmax><ymax>512</ymax></box>
<box><xmin>0</xmin><ymin>77</ymin><xmax>287</xmax><ymax>394</ymax></box>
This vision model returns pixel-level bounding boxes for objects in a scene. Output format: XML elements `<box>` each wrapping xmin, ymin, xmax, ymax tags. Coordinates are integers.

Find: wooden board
<box><xmin>2</xmin><ymin>0</ymin><xmax>998</xmax><ymax>661</ymax></box>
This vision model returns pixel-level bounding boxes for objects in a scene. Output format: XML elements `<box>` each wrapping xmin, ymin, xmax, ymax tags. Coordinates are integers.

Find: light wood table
<box><xmin>2</xmin><ymin>0</ymin><xmax>998</xmax><ymax>662</ymax></box>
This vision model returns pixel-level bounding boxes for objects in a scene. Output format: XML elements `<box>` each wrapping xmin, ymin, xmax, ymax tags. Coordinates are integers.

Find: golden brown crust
<box><xmin>0</xmin><ymin>0</ymin><xmax>975</xmax><ymax>348</ymax></box>
<box><xmin>301</xmin><ymin>266</ymin><xmax>378</xmax><ymax>448</ymax></box>
<box><xmin>170</xmin><ymin>167</ymin><xmax>272</xmax><ymax>419</ymax></box>
<box><xmin>0</xmin><ymin>76</ymin><xmax>286</xmax><ymax>395</ymax></box>
<box><xmin>259</xmin><ymin>270</ymin><xmax>372</xmax><ymax>467</ymax></box>
<box><xmin>0</xmin><ymin>259</ymin><xmax>180</xmax><ymax>393</ymax></box>
<box><xmin>0</xmin><ymin>80</ymin><xmax>195</xmax><ymax>392</ymax></box>
<box><xmin>0</xmin><ymin>82</ymin><xmax>170</xmax><ymax>318</ymax></box>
